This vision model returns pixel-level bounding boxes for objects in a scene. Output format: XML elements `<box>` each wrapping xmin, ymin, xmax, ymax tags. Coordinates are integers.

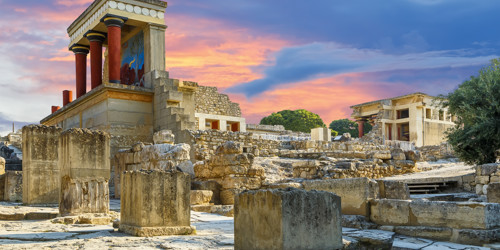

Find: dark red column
<box><xmin>51</xmin><ymin>106</ymin><xmax>60</xmax><ymax>113</ymax></box>
<box><xmin>63</xmin><ymin>90</ymin><xmax>73</xmax><ymax>106</ymax></box>
<box><xmin>69</xmin><ymin>44</ymin><xmax>89</xmax><ymax>98</ymax></box>
<box><xmin>357</xmin><ymin>120</ymin><xmax>365</xmax><ymax>138</ymax></box>
<box><xmin>101</xmin><ymin>15</ymin><xmax>127</xmax><ymax>84</ymax></box>
<box><xmin>85</xmin><ymin>31</ymin><xmax>106</xmax><ymax>89</ymax></box>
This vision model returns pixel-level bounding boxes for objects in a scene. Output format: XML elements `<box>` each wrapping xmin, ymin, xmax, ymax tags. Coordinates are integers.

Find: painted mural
<box><xmin>121</xmin><ymin>31</ymin><xmax>145</xmax><ymax>86</ymax></box>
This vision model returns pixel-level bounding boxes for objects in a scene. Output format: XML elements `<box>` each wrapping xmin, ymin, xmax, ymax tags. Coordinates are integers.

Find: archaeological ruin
<box><xmin>0</xmin><ymin>0</ymin><xmax>499</xmax><ymax>249</ymax></box>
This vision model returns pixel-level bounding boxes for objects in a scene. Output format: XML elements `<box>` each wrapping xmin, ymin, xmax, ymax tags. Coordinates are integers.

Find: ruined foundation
<box><xmin>22</xmin><ymin>125</ymin><xmax>62</xmax><ymax>204</ymax></box>
<box><xmin>234</xmin><ymin>188</ymin><xmax>342</xmax><ymax>250</ymax></box>
<box><xmin>119</xmin><ymin>170</ymin><xmax>195</xmax><ymax>237</ymax></box>
<box><xmin>58</xmin><ymin>128</ymin><xmax>110</xmax><ymax>216</ymax></box>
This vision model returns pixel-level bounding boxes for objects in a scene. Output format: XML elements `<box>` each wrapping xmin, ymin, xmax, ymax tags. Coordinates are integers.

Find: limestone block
<box><xmin>391</xmin><ymin>149</ymin><xmax>406</xmax><ymax>161</ymax></box>
<box><xmin>120</xmin><ymin>170</ymin><xmax>194</xmax><ymax>236</ymax></box>
<box><xmin>491</xmin><ymin>176</ymin><xmax>500</xmax><ymax>183</ymax></box>
<box><xmin>190</xmin><ymin>190</ymin><xmax>213</xmax><ymax>205</ymax></box>
<box><xmin>451</xmin><ymin>228</ymin><xmax>500</xmax><ymax>245</ymax></box>
<box><xmin>405</xmin><ymin>150</ymin><xmax>422</xmax><ymax>162</ymax></box>
<box><xmin>302</xmin><ymin>177</ymin><xmax>379</xmax><ymax>216</ymax></box>
<box><xmin>192</xmin><ymin>180</ymin><xmax>221</xmax><ymax>204</ymax></box>
<box><xmin>220</xmin><ymin>188</ymin><xmax>242</xmax><ymax>205</ymax></box>
<box><xmin>153</xmin><ymin>130</ymin><xmax>175</xmax><ymax>144</ymax></box>
<box><xmin>373</xmin><ymin>151</ymin><xmax>392</xmax><ymax>160</ymax></box>
<box><xmin>311</xmin><ymin>127</ymin><xmax>331</xmax><ymax>141</ymax></box>
<box><xmin>4</xmin><ymin>171</ymin><xmax>22</xmax><ymax>202</ymax></box>
<box><xmin>487</xmin><ymin>182</ymin><xmax>500</xmax><ymax>203</ymax></box>
<box><xmin>409</xmin><ymin>201</ymin><xmax>500</xmax><ymax>229</ymax></box>
<box><xmin>394</xmin><ymin>226</ymin><xmax>452</xmax><ymax>241</ymax></box>
<box><xmin>476</xmin><ymin>163</ymin><xmax>499</xmax><ymax>176</ymax></box>
<box><xmin>377</xmin><ymin>180</ymin><xmax>410</xmax><ymax>200</ymax></box>
<box><xmin>59</xmin><ymin>176</ymin><xmax>109</xmax><ymax>216</ymax></box>
<box><xmin>22</xmin><ymin>125</ymin><xmax>62</xmax><ymax>204</ymax></box>
<box><xmin>0</xmin><ymin>156</ymin><xmax>5</xmax><ymax>175</ymax></box>
<box><xmin>58</xmin><ymin>128</ymin><xmax>110</xmax><ymax>180</ymax></box>
<box><xmin>476</xmin><ymin>176</ymin><xmax>490</xmax><ymax>185</ymax></box>
<box><xmin>370</xmin><ymin>199</ymin><xmax>411</xmax><ymax>225</ymax></box>
<box><xmin>221</xmin><ymin>176</ymin><xmax>261</xmax><ymax>190</ymax></box>
<box><xmin>476</xmin><ymin>184</ymin><xmax>483</xmax><ymax>195</ymax></box>
<box><xmin>483</xmin><ymin>184</ymin><xmax>489</xmax><ymax>195</ymax></box>
<box><xmin>234</xmin><ymin>189</ymin><xmax>342</xmax><ymax>250</ymax></box>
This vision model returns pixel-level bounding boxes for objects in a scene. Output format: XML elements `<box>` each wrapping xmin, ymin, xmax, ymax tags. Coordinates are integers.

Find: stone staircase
<box><xmin>407</xmin><ymin>180</ymin><xmax>458</xmax><ymax>194</ymax></box>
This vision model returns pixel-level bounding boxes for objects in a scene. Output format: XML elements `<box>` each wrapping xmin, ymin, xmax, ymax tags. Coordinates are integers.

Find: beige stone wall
<box><xmin>113</xmin><ymin>142</ymin><xmax>192</xmax><ymax>198</ymax></box>
<box><xmin>423</xmin><ymin>122</ymin><xmax>454</xmax><ymax>146</ymax></box>
<box><xmin>22</xmin><ymin>125</ymin><xmax>62</xmax><ymax>204</ymax></box>
<box><xmin>416</xmin><ymin>143</ymin><xmax>455</xmax><ymax>161</ymax></box>
<box><xmin>120</xmin><ymin>170</ymin><xmax>194</xmax><ymax>236</ymax></box>
<box><xmin>4</xmin><ymin>171</ymin><xmax>22</xmax><ymax>202</ymax></box>
<box><xmin>194</xmin><ymin>141</ymin><xmax>265</xmax><ymax>205</ymax></box>
<box><xmin>58</xmin><ymin>128</ymin><xmax>110</xmax><ymax>215</ymax></box>
<box><xmin>234</xmin><ymin>189</ymin><xmax>342</xmax><ymax>250</ymax></box>
<box><xmin>195</xmin><ymin>86</ymin><xmax>241</xmax><ymax>117</ymax></box>
<box><xmin>474</xmin><ymin>163</ymin><xmax>500</xmax><ymax>197</ymax></box>
<box><xmin>189</xmin><ymin>130</ymin><xmax>281</xmax><ymax>161</ymax></box>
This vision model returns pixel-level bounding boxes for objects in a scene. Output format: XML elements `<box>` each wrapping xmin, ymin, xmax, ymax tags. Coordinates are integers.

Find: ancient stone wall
<box><xmin>3</xmin><ymin>171</ymin><xmax>22</xmax><ymax>202</ymax></box>
<box><xmin>58</xmin><ymin>128</ymin><xmax>110</xmax><ymax>216</ymax></box>
<box><xmin>194</xmin><ymin>141</ymin><xmax>265</xmax><ymax>205</ymax></box>
<box><xmin>195</xmin><ymin>86</ymin><xmax>241</xmax><ymax>117</ymax></box>
<box><xmin>189</xmin><ymin>130</ymin><xmax>281</xmax><ymax>161</ymax></box>
<box><xmin>474</xmin><ymin>163</ymin><xmax>500</xmax><ymax>199</ymax></box>
<box><xmin>22</xmin><ymin>125</ymin><xmax>62</xmax><ymax>204</ymax></box>
<box><xmin>416</xmin><ymin>143</ymin><xmax>455</xmax><ymax>161</ymax></box>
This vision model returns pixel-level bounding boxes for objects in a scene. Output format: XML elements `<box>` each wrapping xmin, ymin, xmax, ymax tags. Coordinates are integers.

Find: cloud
<box><xmin>227</xmin><ymin>42</ymin><xmax>496</xmax><ymax>96</ymax></box>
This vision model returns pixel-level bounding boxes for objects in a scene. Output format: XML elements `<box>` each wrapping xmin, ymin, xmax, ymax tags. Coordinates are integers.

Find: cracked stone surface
<box><xmin>0</xmin><ymin>201</ymin><xmax>495</xmax><ymax>249</ymax></box>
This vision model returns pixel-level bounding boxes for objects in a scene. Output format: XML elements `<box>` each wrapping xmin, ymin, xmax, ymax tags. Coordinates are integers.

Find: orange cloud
<box><xmin>165</xmin><ymin>14</ymin><xmax>289</xmax><ymax>88</ymax></box>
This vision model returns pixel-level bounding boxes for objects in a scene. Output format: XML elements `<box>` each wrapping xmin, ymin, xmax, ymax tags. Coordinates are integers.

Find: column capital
<box><xmin>101</xmin><ymin>14</ymin><xmax>128</xmax><ymax>28</ymax></box>
<box><xmin>85</xmin><ymin>30</ymin><xmax>106</xmax><ymax>43</ymax></box>
<box><xmin>69</xmin><ymin>44</ymin><xmax>89</xmax><ymax>55</ymax></box>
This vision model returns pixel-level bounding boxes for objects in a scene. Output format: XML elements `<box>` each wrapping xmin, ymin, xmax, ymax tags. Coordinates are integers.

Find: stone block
<box><xmin>370</xmin><ymin>199</ymin><xmax>411</xmax><ymax>225</ymax></box>
<box><xmin>120</xmin><ymin>170</ymin><xmax>195</xmax><ymax>236</ymax></box>
<box><xmin>153</xmin><ymin>130</ymin><xmax>175</xmax><ymax>144</ymax></box>
<box><xmin>377</xmin><ymin>180</ymin><xmax>410</xmax><ymax>200</ymax></box>
<box><xmin>190</xmin><ymin>190</ymin><xmax>213</xmax><ymax>205</ymax></box>
<box><xmin>391</xmin><ymin>149</ymin><xmax>406</xmax><ymax>161</ymax></box>
<box><xmin>234</xmin><ymin>189</ymin><xmax>342</xmax><ymax>250</ymax></box>
<box><xmin>220</xmin><ymin>188</ymin><xmax>242</xmax><ymax>205</ymax></box>
<box><xmin>394</xmin><ymin>226</ymin><xmax>452</xmax><ymax>241</ymax></box>
<box><xmin>409</xmin><ymin>201</ymin><xmax>500</xmax><ymax>229</ymax></box>
<box><xmin>451</xmin><ymin>228</ymin><xmax>500</xmax><ymax>245</ymax></box>
<box><xmin>311</xmin><ymin>127</ymin><xmax>331</xmax><ymax>141</ymax></box>
<box><xmin>487</xmin><ymin>182</ymin><xmax>500</xmax><ymax>203</ymax></box>
<box><xmin>22</xmin><ymin>125</ymin><xmax>62</xmax><ymax>205</ymax></box>
<box><xmin>4</xmin><ymin>171</ymin><xmax>22</xmax><ymax>202</ymax></box>
<box><xmin>0</xmin><ymin>156</ymin><xmax>5</xmax><ymax>175</ymax></box>
<box><xmin>475</xmin><ymin>176</ymin><xmax>490</xmax><ymax>185</ymax></box>
<box><xmin>302</xmin><ymin>177</ymin><xmax>379</xmax><ymax>216</ymax></box>
<box><xmin>59</xmin><ymin>176</ymin><xmax>109</xmax><ymax>216</ymax></box>
<box><xmin>373</xmin><ymin>151</ymin><xmax>392</xmax><ymax>160</ymax></box>
<box><xmin>476</xmin><ymin>163</ymin><xmax>499</xmax><ymax>176</ymax></box>
<box><xmin>192</xmin><ymin>180</ymin><xmax>221</xmax><ymax>204</ymax></box>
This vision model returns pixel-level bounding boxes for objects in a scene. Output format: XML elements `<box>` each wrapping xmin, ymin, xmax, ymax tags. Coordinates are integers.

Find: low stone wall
<box><xmin>189</xmin><ymin>130</ymin><xmax>281</xmax><ymax>161</ymax></box>
<box><xmin>113</xmin><ymin>142</ymin><xmax>192</xmax><ymax>199</ymax></box>
<box><xmin>474</xmin><ymin>163</ymin><xmax>500</xmax><ymax>200</ymax></box>
<box><xmin>234</xmin><ymin>189</ymin><xmax>342</xmax><ymax>250</ymax></box>
<box><xmin>416</xmin><ymin>143</ymin><xmax>455</xmax><ymax>161</ymax></box>
<box><xmin>194</xmin><ymin>141</ymin><xmax>265</xmax><ymax>205</ymax></box>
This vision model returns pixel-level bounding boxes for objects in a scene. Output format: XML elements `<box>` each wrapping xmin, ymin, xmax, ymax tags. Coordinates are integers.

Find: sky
<box><xmin>1</xmin><ymin>0</ymin><xmax>499</xmax><ymax>135</ymax></box>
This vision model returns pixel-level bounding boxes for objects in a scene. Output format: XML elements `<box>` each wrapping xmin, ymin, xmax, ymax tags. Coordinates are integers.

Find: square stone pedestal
<box><xmin>234</xmin><ymin>188</ymin><xmax>342</xmax><ymax>250</ymax></box>
<box><xmin>120</xmin><ymin>170</ymin><xmax>195</xmax><ymax>236</ymax></box>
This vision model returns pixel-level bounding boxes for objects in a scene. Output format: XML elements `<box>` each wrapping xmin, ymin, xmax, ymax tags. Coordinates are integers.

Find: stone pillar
<box><xmin>102</xmin><ymin>14</ymin><xmax>127</xmax><ymax>84</ymax></box>
<box><xmin>4</xmin><ymin>171</ymin><xmax>22</xmax><ymax>202</ymax></box>
<box><xmin>357</xmin><ymin>120</ymin><xmax>365</xmax><ymax>138</ymax></box>
<box><xmin>51</xmin><ymin>106</ymin><xmax>60</xmax><ymax>113</ymax></box>
<box><xmin>62</xmin><ymin>90</ymin><xmax>72</xmax><ymax>106</ymax></box>
<box><xmin>85</xmin><ymin>31</ymin><xmax>106</xmax><ymax>89</ymax></box>
<box><xmin>234</xmin><ymin>189</ymin><xmax>342</xmax><ymax>250</ymax></box>
<box><xmin>120</xmin><ymin>170</ymin><xmax>195</xmax><ymax>236</ymax></box>
<box><xmin>144</xmin><ymin>23</ymin><xmax>166</xmax><ymax>73</ymax></box>
<box><xmin>69</xmin><ymin>44</ymin><xmax>89</xmax><ymax>98</ymax></box>
<box><xmin>22</xmin><ymin>125</ymin><xmax>62</xmax><ymax>205</ymax></box>
<box><xmin>58</xmin><ymin>128</ymin><xmax>110</xmax><ymax>216</ymax></box>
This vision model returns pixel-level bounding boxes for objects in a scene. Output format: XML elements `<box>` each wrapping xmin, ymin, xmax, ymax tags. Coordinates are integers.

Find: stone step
<box><xmin>407</xmin><ymin>181</ymin><xmax>457</xmax><ymax>194</ymax></box>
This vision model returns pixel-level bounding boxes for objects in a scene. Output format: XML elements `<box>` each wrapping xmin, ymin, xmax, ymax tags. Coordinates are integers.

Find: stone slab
<box><xmin>119</xmin><ymin>224</ymin><xmax>196</xmax><ymax>237</ymax></box>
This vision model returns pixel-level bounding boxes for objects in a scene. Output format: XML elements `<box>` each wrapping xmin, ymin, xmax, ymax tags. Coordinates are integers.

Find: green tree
<box><xmin>260</xmin><ymin>109</ymin><xmax>326</xmax><ymax>133</ymax></box>
<box><xmin>440</xmin><ymin>59</ymin><xmax>500</xmax><ymax>165</ymax></box>
<box><xmin>329</xmin><ymin>119</ymin><xmax>372</xmax><ymax>138</ymax></box>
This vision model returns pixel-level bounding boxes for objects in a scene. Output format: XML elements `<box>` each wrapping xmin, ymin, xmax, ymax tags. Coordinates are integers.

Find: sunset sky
<box><xmin>1</xmin><ymin>0</ymin><xmax>499</xmax><ymax>135</ymax></box>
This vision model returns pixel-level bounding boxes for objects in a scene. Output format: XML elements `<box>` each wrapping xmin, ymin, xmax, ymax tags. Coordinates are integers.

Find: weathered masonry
<box><xmin>40</xmin><ymin>0</ymin><xmax>245</xmax><ymax>159</ymax></box>
<box><xmin>351</xmin><ymin>92</ymin><xmax>454</xmax><ymax>147</ymax></box>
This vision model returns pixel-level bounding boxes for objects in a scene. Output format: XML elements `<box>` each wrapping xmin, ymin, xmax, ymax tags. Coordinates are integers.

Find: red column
<box><xmin>102</xmin><ymin>15</ymin><xmax>127</xmax><ymax>84</ymax></box>
<box><xmin>85</xmin><ymin>31</ymin><xmax>106</xmax><ymax>89</ymax></box>
<box><xmin>51</xmin><ymin>106</ymin><xmax>61</xmax><ymax>113</ymax></box>
<box><xmin>63</xmin><ymin>90</ymin><xmax>73</xmax><ymax>106</ymax></box>
<box><xmin>357</xmin><ymin>120</ymin><xmax>365</xmax><ymax>138</ymax></box>
<box><xmin>70</xmin><ymin>44</ymin><xmax>89</xmax><ymax>98</ymax></box>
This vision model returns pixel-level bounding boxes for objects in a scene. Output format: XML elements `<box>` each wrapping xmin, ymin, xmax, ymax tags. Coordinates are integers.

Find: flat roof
<box><xmin>350</xmin><ymin>92</ymin><xmax>434</xmax><ymax>108</ymax></box>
